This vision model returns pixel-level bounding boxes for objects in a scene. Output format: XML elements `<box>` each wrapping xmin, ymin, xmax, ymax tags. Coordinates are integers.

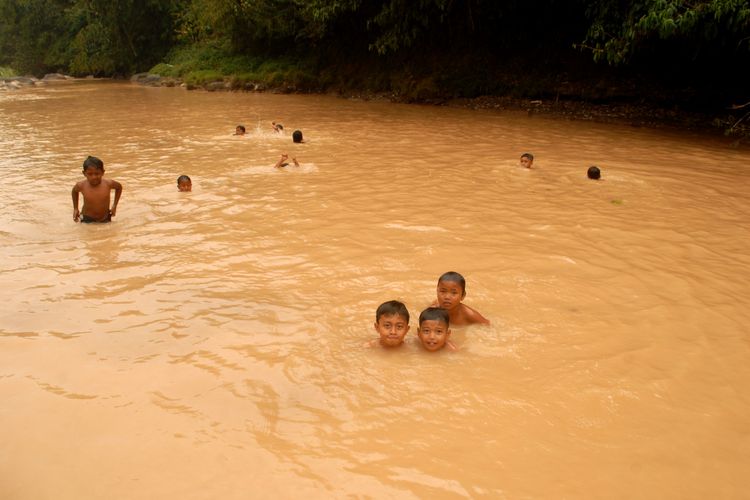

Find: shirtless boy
<box><xmin>72</xmin><ymin>156</ymin><xmax>123</xmax><ymax>223</ymax></box>
<box><xmin>372</xmin><ymin>300</ymin><xmax>411</xmax><ymax>348</ymax></box>
<box><xmin>432</xmin><ymin>271</ymin><xmax>490</xmax><ymax>326</ymax></box>
<box><xmin>417</xmin><ymin>307</ymin><xmax>456</xmax><ymax>352</ymax></box>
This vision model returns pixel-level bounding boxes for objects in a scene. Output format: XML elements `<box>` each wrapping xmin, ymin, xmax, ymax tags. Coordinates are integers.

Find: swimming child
<box><xmin>72</xmin><ymin>156</ymin><xmax>123</xmax><ymax>223</ymax></box>
<box><xmin>372</xmin><ymin>300</ymin><xmax>411</xmax><ymax>348</ymax></box>
<box><xmin>417</xmin><ymin>307</ymin><xmax>455</xmax><ymax>352</ymax></box>
<box><xmin>432</xmin><ymin>271</ymin><xmax>490</xmax><ymax>326</ymax></box>
<box><xmin>234</xmin><ymin>125</ymin><xmax>246</xmax><ymax>136</ymax></box>
<box><xmin>520</xmin><ymin>152</ymin><xmax>534</xmax><ymax>169</ymax></box>
<box><xmin>272</xmin><ymin>121</ymin><xmax>284</xmax><ymax>133</ymax></box>
<box><xmin>274</xmin><ymin>153</ymin><xmax>299</xmax><ymax>168</ymax></box>
<box><xmin>292</xmin><ymin>130</ymin><xmax>304</xmax><ymax>143</ymax></box>
<box><xmin>177</xmin><ymin>175</ymin><xmax>192</xmax><ymax>192</ymax></box>
<box><xmin>587</xmin><ymin>166</ymin><xmax>601</xmax><ymax>180</ymax></box>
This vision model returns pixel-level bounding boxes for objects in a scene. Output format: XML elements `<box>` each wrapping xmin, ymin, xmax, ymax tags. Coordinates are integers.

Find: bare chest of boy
<box><xmin>81</xmin><ymin>182</ymin><xmax>111</xmax><ymax>215</ymax></box>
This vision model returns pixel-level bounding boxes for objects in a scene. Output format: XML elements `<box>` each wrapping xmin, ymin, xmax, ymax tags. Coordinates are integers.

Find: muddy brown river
<box><xmin>1</xmin><ymin>80</ymin><xmax>749</xmax><ymax>499</ymax></box>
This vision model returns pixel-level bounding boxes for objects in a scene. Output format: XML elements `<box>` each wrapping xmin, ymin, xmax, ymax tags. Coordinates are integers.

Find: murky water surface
<box><xmin>1</xmin><ymin>81</ymin><xmax>749</xmax><ymax>499</ymax></box>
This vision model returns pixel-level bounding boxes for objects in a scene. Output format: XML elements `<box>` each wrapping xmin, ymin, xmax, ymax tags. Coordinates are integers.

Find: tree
<box><xmin>582</xmin><ymin>0</ymin><xmax>750</xmax><ymax>64</ymax></box>
<box><xmin>0</xmin><ymin>0</ymin><xmax>72</xmax><ymax>74</ymax></box>
<box><xmin>68</xmin><ymin>0</ymin><xmax>183</xmax><ymax>75</ymax></box>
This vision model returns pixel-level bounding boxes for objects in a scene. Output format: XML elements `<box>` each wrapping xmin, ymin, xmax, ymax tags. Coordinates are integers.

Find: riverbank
<box><xmin>3</xmin><ymin>69</ymin><xmax>745</xmax><ymax>143</ymax></box>
<box><xmin>128</xmin><ymin>71</ymin><xmax>748</xmax><ymax>143</ymax></box>
<box><xmin>126</xmin><ymin>42</ymin><xmax>750</xmax><ymax>141</ymax></box>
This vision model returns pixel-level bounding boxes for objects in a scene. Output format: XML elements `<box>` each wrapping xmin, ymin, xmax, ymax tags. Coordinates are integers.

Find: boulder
<box><xmin>205</xmin><ymin>80</ymin><xmax>228</xmax><ymax>91</ymax></box>
<box><xmin>0</xmin><ymin>77</ymin><xmax>37</xmax><ymax>89</ymax></box>
<box><xmin>131</xmin><ymin>73</ymin><xmax>162</xmax><ymax>85</ymax></box>
<box><xmin>42</xmin><ymin>73</ymin><xmax>70</xmax><ymax>80</ymax></box>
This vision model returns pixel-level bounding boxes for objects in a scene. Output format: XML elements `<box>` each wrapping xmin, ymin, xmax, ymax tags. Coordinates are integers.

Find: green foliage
<box><xmin>367</xmin><ymin>0</ymin><xmax>453</xmax><ymax>55</ymax></box>
<box><xmin>0</xmin><ymin>0</ymin><xmax>72</xmax><ymax>74</ymax></box>
<box><xmin>150</xmin><ymin>42</ymin><xmax>317</xmax><ymax>89</ymax></box>
<box><xmin>582</xmin><ymin>0</ymin><xmax>750</xmax><ymax>65</ymax></box>
<box><xmin>149</xmin><ymin>63</ymin><xmax>179</xmax><ymax>77</ymax></box>
<box><xmin>0</xmin><ymin>66</ymin><xmax>17</xmax><ymax>77</ymax></box>
<box><xmin>67</xmin><ymin>0</ymin><xmax>183</xmax><ymax>75</ymax></box>
<box><xmin>0</xmin><ymin>0</ymin><xmax>182</xmax><ymax>76</ymax></box>
<box><xmin>153</xmin><ymin>42</ymin><xmax>261</xmax><ymax>76</ymax></box>
<box><xmin>183</xmin><ymin>68</ymin><xmax>223</xmax><ymax>85</ymax></box>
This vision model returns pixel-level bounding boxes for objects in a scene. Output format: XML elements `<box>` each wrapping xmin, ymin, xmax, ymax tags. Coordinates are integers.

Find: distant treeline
<box><xmin>1</xmin><ymin>0</ymin><xmax>748</xmax><ymax>102</ymax></box>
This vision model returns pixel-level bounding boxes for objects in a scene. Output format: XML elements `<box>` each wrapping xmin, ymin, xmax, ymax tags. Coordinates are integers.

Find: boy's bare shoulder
<box><xmin>461</xmin><ymin>304</ymin><xmax>490</xmax><ymax>325</ymax></box>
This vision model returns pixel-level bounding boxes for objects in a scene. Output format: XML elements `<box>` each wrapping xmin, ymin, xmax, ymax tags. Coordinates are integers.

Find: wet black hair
<box><xmin>177</xmin><ymin>175</ymin><xmax>191</xmax><ymax>185</ymax></box>
<box><xmin>376</xmin><ymin>300</ymin><xmax>409</xmax><ymax>324</ymax></box>
<box><xmin>587</xmin><ymin>166</ymin><xmax>601</xmax><ymax>180</ymax></box>
<box><xmin>521</xmin><ymin>152</ymin><xmax>534</xmax><ymax>161</ymax></box>
<box><xmin>82</xmin><ymin>155</ymin><xmax>104</xmax><ymax>171</ymax></box>
<box><xmin>236</xmin><ymin>125</ymin><xmax>246</xmax><ymax>133</ymax></box>
<box><xmin>292</xmin><ymin>130</ymin><xmax>303</xmax><ymax>143</ymax></box>
<box><xmin>419</xmin><ymin>307</ymin><xmax>450</xmax><ymax>327</ymax></box>
<box><xmin>437</xmin><ymin>271</ymin><xmax>466</xmax><ymax>294</ymax></box>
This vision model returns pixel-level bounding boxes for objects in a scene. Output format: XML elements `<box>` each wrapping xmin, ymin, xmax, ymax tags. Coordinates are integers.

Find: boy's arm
<box><xmin>274</xmin><ymin>154</ymin><xmax>289</xmax><ymax>168</ymax></box>
<box><xmin>71</xmin><ymin>184</ymin><xmax>81</xmax><ymax>222</ymax></box>
<box><xmin>110</xmin><ymin>180</ymin><xmax>123</xmax><ymax>217</ymax></box>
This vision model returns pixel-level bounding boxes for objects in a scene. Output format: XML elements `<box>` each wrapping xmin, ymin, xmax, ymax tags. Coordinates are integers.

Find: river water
<box><xmin>1</xmin><ymin>80</ymin><xmax>749</xmax><ymax>499</ymax></box>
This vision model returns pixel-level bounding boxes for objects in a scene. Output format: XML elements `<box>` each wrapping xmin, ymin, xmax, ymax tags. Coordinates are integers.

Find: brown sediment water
<box><xmin>1</xmin><ymin>80</ymin><xmax>749</xmax><ymax>499</ymax></box>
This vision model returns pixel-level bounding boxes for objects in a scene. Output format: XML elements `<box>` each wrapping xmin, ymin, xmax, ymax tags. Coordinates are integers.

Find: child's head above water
<box><xmin>436</xmin><ymin>271</ymin><xmax>466</xmax><ymax>311</ymax></box>
<box><xmin>587</xmin><ymin>165</ymin><xmax>601</xmax><ymax>180</ymax></box>
<box><xmin>82</xmin><ymin>156</ymin><xmax>105</xmax><ymax>185</ymax></box>
<box><xmin>417</xmin><ymin>307</ymin><xmax>451</xmax><ymax>352</ymax></box>
<box><xmin>177</xmin><ymin>175</ymin><xmax>192</xmax><ymax>192</ymax></box>
<box><xmin>82</xmin><ymin>155</ymin><xmax>104</xmax><ymax>172</ymax></box>
<box><xmin>374</xmin><ymin>300</ymin><xmax>410</xmax><ymax>347</ymax></box>
<box><xmin>235</xmin><ymin>125</ymin><xmax>246</xmax><ymax>135</ymax></box>
<box><xmin>292</xmin><ymin>130</ymin><xmax>303</xmax><ymax>143</ymax></box>
<box><xmin>520</xmin><ymin>152</ymin><xmax>534</xmax><ymax>168</ymax></box>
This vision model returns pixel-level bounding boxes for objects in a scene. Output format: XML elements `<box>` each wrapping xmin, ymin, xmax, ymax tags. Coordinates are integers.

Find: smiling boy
<box><xmin>372</xmin><ymin>300</ymin><xmax>411</xmax><ymax>348</ymax></box>
<box><xmin>72</xmin><ymin>156</ymin><xmax>122</xmax><ymax>223</ymax></box>
<box><xmin>417</xmin><ymin>307</ymin><xmax>455</xmax><ymax>352</ymax></box>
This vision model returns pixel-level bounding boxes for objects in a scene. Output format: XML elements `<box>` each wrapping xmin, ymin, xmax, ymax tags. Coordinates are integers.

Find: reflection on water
<box><xmin>1</xmin><ymin>81</ymin><xmax>749</xmax><ymax>499</ymax></box>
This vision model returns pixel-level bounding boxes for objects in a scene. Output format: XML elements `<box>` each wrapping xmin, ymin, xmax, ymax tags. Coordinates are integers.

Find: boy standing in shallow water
<box><xmin>72</xmin><ymin>156</ymin><xmax>122</xmax><ymax>223</ymax></box>
<box><xmin>417</xmin><ymin>307</ymin><xmax>456</xmax><ymax>352</ymax></box>
<box><xmin>372</xmin><ymin>300</ymin><xmax>411</xmax><ymax>348</ymax></box>
<box><xmin>432</xmin><ymin>271</ymin><xmax>490</xmax><ymax>326</ymax></box>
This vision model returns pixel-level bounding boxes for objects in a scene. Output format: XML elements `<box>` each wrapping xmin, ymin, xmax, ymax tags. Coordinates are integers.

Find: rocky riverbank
<box><xmin>129</xmin><ymin>72</ymin><xmax>748</xmax><ymax>142</ymax></box>
<box><xmin>4</xmin><ymin>72</ymin><xmax>745</xmax><ymax>143</ymax></box>
<box><xmin>0</xmin><ymin>73</ymin><xmax>74</xmax><ymax>90</ymax></box>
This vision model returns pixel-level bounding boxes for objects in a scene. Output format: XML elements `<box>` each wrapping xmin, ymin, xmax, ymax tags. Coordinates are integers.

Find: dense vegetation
<box><xmin>1</xmin><ymin>1</ymin><xmax>749</xmax><ymax>121</ymax></box>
